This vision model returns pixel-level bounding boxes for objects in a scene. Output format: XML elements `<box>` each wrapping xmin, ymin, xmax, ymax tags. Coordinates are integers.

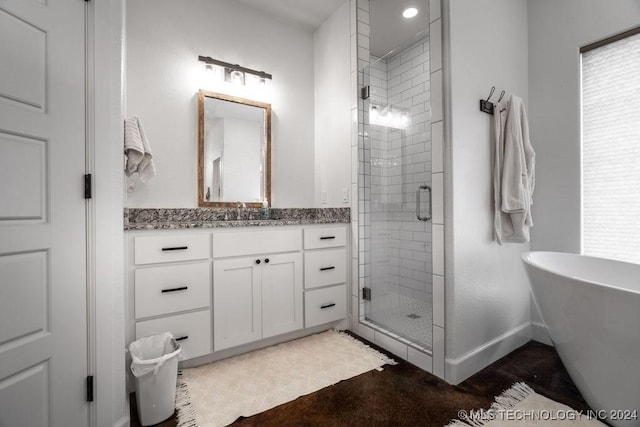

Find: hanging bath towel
<box><xmin>492</xmin><ymin>95</ymin><xmax>535</xmax><ymax>244</ymax></box>
<box><xmin>124</xmin><ymin>116</ymin><xmax>156</xmax><ymax>182</ymax></box>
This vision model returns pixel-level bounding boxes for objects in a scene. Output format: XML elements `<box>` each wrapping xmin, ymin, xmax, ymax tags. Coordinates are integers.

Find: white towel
<box><xmin>124</xmin><ymin>116</ymin><xmax>156</xmax><ymax>182</ymax></box>
<box><xmin>493</xmin><ymin>95</ymin><xmax>535</xmax><ymax>244</ymax></box>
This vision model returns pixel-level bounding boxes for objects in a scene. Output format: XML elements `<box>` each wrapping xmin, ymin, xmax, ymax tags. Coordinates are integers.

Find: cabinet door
<box><xmin>213</xmin><ymin>257</ymin><xmax>262</xmax><ymax>351</ymax></box>
<box><xmin>261</xmin><ymin>252</ymin><xmax>303</xmax><ymax>338</ymax></box>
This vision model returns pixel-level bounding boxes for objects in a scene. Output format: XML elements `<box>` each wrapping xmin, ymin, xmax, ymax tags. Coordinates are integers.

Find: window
<box><xmin>581</xmin><ymin>29</ymin><xmax>640</xmax><ymax>263</ymax></box>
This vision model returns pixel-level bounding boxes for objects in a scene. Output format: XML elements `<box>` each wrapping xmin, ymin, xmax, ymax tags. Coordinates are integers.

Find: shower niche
<box><xmin>355</xmin><ymin>0</ymin><xmax>445</xmax><ymax>376</ymax></box>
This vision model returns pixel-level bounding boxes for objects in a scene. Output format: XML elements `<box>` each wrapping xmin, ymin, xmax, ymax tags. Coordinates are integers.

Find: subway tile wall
<box><xmin>367</xmin><ymin>37</ymin><xmax>433</xmax><ymax>306</ymax></box>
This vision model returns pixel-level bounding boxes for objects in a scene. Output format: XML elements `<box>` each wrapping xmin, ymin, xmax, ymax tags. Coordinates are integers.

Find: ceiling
<box><xmin>235</xmin><ymin>0</ymin><xmax>347</xmax><ymax>30</ymax></box>
<box><xmin>370</xmin><ymin>0</ymin><xmax>430</xmax><ymax>59</ymax></box>
<box><xmin>234</xmin><ymin>0</ymin><xmax>430</xmax><ymax>59</ymax></box>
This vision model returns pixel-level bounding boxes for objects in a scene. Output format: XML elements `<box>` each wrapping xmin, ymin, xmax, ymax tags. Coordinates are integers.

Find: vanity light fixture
<box><xmin>198</xmin><ymin>55</ymin><xmax>272</xmax><ymax>87</ymax></box>
<box><xmin>402</xmin><ymin>7</ymin><xmax>419</xmax><ymax>18</ymax></box>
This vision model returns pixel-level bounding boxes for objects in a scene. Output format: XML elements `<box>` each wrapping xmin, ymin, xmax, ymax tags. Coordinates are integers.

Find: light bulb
<box><xmin>370</xmin><ymin>105</ymin><xmax>379</xmax><ymax>122</ymax></box>
<box><xmin>230</xmin><ymin>70</ymin><xmax>244</xmax><ymax>85</ymax></box>
<box><xmin>402</xmin><ymin>7</ymin><xmax>418</xmax><ymax>18</ymax></box>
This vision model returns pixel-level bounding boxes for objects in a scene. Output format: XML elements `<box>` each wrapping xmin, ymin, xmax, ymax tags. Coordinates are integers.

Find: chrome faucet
<box><xmin>236</xmin><ymin>202</ymin><xmax>246</xmax><ymax>220</ymax></box>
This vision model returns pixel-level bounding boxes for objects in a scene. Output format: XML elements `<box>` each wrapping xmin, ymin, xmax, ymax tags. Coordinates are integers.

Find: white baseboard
<box><xmin>445</xmin><ymin>322</ymin><xmax>531</xmax><ymax>385</ymax></box>
<box><xmin>530</xmin><ymin>321</ymin><xmax>552</xmax><ymax>346</ymax></box>
<box><xmin>335</xmin><ymin>316</ymin><xmax>350</xmax><ymax>331</ymax></box>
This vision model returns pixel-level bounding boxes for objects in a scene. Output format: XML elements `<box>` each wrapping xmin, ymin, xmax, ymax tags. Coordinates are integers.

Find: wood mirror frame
<box><xmin>197</xmin><ymin>90</ymin><xmax>271</xmax><ymax>208</ymax></box>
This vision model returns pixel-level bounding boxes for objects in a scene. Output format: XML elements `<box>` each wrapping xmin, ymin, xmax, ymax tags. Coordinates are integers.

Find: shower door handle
<box><xmin>416</xmin><ymin>185</ymin><xmax>432</xmax><ymax>222</ymax></box>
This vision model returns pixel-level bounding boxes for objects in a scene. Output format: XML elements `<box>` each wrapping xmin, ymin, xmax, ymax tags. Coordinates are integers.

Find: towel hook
<box><xmin>486</xmin><ymin>86</ymin><xmax>495</xmax><ymax>102</ymax></box>
<box><xmin>480</xmin><ymin>86</ymin><xmax>496</xmax><ymax>114</ymax></box>
<box><xmin>497</xmin><ymin>90</ymin><xmax>505</xmax><ymax>103</ymax></box>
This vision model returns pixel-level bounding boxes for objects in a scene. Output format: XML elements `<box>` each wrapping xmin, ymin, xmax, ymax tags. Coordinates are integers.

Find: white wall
<box><xmin>527</xmin><ymin>0</ymin><xmax>640</xmax><ymax>337</ymax></box>
<box><xmin>313</xmin><ymin>1</ymin><xmax>352</xmax><ymax>207</ymax></box>
<box><xmin>94</xmin><ymin>0</ymin><xmax>127</xmax><ymax>425</ymax></box>
<box><xmin>445</xmin><ymin>0</ymin><xmax>531</xmax><ymax>384</ymax></box>
<box><xmin>528</xmin><ymin>0</ymin><xmax>640</xmax><ymax>253</ymax></box>
<box><xmin>126</xmin><ymin>0</ymin><xmax>315</xmax><ymax>208</ymax></box>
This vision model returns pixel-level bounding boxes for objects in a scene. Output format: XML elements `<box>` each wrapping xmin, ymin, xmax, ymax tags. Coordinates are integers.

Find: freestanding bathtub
<box><xmin>522</xmin><ymin>251</ymin><xmax>640</xmax><ymax>427</ymax></box>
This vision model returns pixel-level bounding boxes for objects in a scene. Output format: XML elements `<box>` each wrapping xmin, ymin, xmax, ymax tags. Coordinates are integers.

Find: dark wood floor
<box><xmin>130</xmin><ymin>335</ymin><xmax>588</xmax><ymax>427</ymax></box>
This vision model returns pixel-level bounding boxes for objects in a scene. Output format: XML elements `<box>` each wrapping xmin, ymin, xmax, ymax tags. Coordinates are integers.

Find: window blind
<box><xmin>582</xmin><ymin>31</ymin><xmax>640</xmax><ymax>264</ymax></box>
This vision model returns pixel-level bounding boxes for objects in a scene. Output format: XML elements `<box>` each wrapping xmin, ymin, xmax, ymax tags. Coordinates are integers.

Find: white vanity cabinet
<box><xmin>212</xmin><ymin>229</ymin><xmax>303</xmax><ymax>351</ymax></box>
<box><xmin>127</xmin><ymin>223</ymin><xmax>348</xmax><ymax>362</ymax></box>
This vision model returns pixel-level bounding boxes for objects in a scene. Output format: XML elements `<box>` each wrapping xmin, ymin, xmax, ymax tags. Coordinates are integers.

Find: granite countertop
<box><xmin>124</xmin><ymin>208</ymin><xmax>350</xmax><ymax>230</ymax></box>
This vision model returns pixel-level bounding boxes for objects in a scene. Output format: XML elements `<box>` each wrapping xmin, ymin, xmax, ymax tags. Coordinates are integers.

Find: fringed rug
<box><xmin>448</xmin><ymin>383</ymin><xmax>606</xmax><ymax>426</ymax></box>
<box><xmin>175</xmin><ymin>330</ymin><xmax>396</xmax><ymax>427</ymax></box>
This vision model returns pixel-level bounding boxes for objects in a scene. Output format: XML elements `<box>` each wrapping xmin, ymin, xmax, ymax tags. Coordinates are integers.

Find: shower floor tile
<box><xmin>367</xmin><ymin>293</ymin><xmax>432</xmax><ymax>347</ymax></box>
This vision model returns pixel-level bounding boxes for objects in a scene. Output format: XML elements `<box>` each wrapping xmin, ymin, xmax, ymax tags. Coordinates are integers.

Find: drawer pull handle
<box><xmin>175</xmin><ymin>336</ymin><xmax>189</xmax><ymax>342</ymax></box>
<box><xmin>320</xmin><ymin>303</ymin><xmax>336</xmax><ymax>309</ymax></box>
<box><xmin>162</xmin><ymin>246</ymin><xmax>188</xmax><ymax>252</ymax></box>
<box><xmin>264</xmin><ymin>258</ymin><xmax>270</xmax><ymax>263</ymax></box>
<box><xmin>320</xmin><ymin>266</ymin><xmax>336</xmax><ymax>271</ymax></box>
<box><xmin>161</xmin><ymin>286</ymin><xmax>188</xmax><ymax>293</ymax></box>
<box><xmin>320</xmin><ymin>236</ymin><xmax>336</xmax><ymax>240</ymax></box>
<box><xmin>255</xmin><ymin>259</ymin><xmax>261</xmax><ymax>264</ymax></box>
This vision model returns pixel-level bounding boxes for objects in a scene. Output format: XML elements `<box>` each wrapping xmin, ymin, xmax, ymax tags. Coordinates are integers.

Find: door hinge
<box><xmin>86</xmin><ymin>376</ymin><xmax>94</xmax><ymax>402</ymax></box>
<box><xmin>84</xmin><ymin>174</ymin><xmax>92</xmax><ymax>199</ymax></box>
<box><xmin>362</xmin><ymin>287</ymin><xmax>372</xmax><ymax>301</ymax></box>
<box><xmin>360</xmin><ymin>85</ymin><xmax>370</xmax><ymax>100</ymax></box>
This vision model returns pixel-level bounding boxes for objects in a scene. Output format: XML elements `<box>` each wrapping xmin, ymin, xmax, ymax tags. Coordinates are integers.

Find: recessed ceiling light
<box><xmin>402</xmin><ymin>7</ymin><xmax>418</xmax><ymax>18</ymax></box>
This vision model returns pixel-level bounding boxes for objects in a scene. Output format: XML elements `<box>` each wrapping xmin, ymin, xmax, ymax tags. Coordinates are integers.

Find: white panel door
<box><xmin>261</xmin><ymin>252</ymin><xmax>303</xmax><ymax>339</ymax></box>
<box><xmin>213</xmin><ymin>257</ymin><xmax>262</xmax><ymax>351</ymax></box>
<box><xmin>0</xmin><ymin>1</ymin><xmax>88</xmax><ymax>426</ymax></box>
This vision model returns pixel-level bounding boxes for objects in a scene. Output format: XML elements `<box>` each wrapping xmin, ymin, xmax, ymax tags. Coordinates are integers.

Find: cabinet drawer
<box><xmin>134</xmin><ymin>262</ymin><xmax>211</xmax><ymax>319</ymax></box>
<box><xmin>304</xmin><ymin>284</ymin><xmax>347</xmax><ymax>328</ymax></box>
<box><xmin>135</xmin><ymin>310</ymin><xmax>212</xmax><ymax>361</ymax></box>
<box><xmin>304</xmin><ymin>248</ymin><xmax>347</xmax><ymax>289</ymax></box>
<box><xmin>134</xmin><ymin>234</ymin><xmax>210</xmax><ymax>265</ymax></box>
<box><xmin>212</xmin><ymin>229</ymin><xmax>301</xmax><ymax>258</ymax></box>
<box><xmin>304</xmin><ymin>227</ymin><xmax>347</xmax><ymax>249</ymax></box>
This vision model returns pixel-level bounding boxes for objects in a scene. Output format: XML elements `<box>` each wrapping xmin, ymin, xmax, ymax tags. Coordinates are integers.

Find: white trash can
<box><xmin>129</xmin><ymin>332</ymin><xmax>182</xmax><ymax>426</ymax></box>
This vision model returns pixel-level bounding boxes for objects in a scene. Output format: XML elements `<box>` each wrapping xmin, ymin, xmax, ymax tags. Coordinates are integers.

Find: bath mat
<box><xmin>448</xmin><ymin>382</ymin><xmax>606</xmax><ymax>426</ymax></box>
<box><xmin>176</xmin><ymin>330</ymin><xmax>396</xmax><ymax>427</ymax></box>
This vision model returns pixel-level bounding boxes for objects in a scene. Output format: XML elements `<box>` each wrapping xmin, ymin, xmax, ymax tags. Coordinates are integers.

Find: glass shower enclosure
<box><xmin>359</xmin><ymin>1</ymin><xmax>433</xmax><ymax>349</ymax></box>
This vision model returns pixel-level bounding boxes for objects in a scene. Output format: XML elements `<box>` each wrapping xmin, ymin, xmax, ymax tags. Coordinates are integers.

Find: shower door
<box><xmin>360</xmin><ymin>36</ymin><xmax>433</xmax><ymax>349</ymax></box>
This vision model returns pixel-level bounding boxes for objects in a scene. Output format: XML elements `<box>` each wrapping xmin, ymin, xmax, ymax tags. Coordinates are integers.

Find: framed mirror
<box><xmin>198</xmin><ymin>90</ymin><xmax>271</xmax><ymax>207</ymax></box>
